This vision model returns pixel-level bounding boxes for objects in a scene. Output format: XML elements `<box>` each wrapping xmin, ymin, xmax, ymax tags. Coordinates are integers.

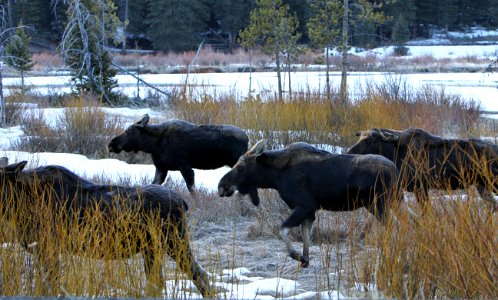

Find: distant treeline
<box><xmin>2</xmin><ymin>0</ymin><xmax>497</xmax><ymax>53</ymax></box>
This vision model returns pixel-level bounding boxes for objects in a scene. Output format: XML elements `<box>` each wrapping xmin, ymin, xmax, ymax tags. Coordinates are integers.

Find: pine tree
<box><xmin>383</xmin><ymin>0</ymin><xmax>415</xmax><ymax>38</ymax></box>
<box><xmin>11</xmin><ymin>0</ymin><xmax>51</xmax><ymax>35</ymax></box>
<box><xmin>146</xmin><ymin>0</ymin><xmax>208</xmax><ymax>52</ymax></box>
<box><xmin>5</xmin><ymin>21</ymin><xmax>35</xmax><ymax>92</ymax></box>
<box><xmin>58</xmin><ymin>0</ymin><xmax>119</xmax><ymax>104</ymax></box>
<box><xmin>391</xmin><ymin>16</ymin><xmax>410</xmax><ymax>46</ymax></box>
<box><xmin>308</xmin><ymin>0</ymin><xmax>341</xmax><ymax>99</ymax></box>
<box><xmin>239</xmin><ymin>0</ymin><xmax>301</xmax><ymax>100</ymax></box>
<box><xmin>307</xmin><ymin>0</ymin><xmax>386</xmax><ymax>103</ymax></box>
<box><xmin>391</xmin><ymin>16</ymin><xmax>411</xmax><ymax>56</ymax></box>
<box><xmin>213</xmin><ymin>0</ymin><xmax>254</xmax><ymax>52</ymax></box>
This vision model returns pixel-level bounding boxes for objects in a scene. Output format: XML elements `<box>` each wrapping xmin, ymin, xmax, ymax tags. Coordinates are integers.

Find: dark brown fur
<box><xmin>0</xmin><ymin>159</ymin><xmax>212</xmax><ymax>296</ymax></box>
<box><xmin>348</xmin><ymin>127</ymin><xmax>498</xmax><ymax>209</ymax></box>
<box><xmin>218</xmin><ymin>141</ymin><xmax>400</xmax><ymax>267</ymax></box>
<box><xmin>108</xmin><ymin>114</ymin><xmax>249</xmax><ymax>193</ymax></box>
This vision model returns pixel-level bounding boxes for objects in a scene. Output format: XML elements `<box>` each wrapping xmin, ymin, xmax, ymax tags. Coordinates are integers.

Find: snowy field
<box><xmin>1</xmin><ymin>41</ymin><xmax>498</xmax><ymax>299</ymax></box>
<box><xmin>4</xmin><ymin>70</ymin><xmax>498</xmax><ymax>111</ymax></box>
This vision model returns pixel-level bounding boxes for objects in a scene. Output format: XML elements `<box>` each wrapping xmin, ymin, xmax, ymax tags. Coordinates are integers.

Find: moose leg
<box><xmin>143</xmin><ymin>249</ymin><xmax>164</xmax><ymax>296</ymax></box>
<box><xmin>300</xmin><ymin>218</ymin><xmax>314</xmax><ymax>267</ymax></box>
<box><xmin>27</xmin><ymin>242</ymin><xmax>59</xmax><ymax>295</ymax></box>
<box><xmin>153</xmin><ymin>169</ymin><xmax>168</xmax><ymax>185</ymax></box>
<box><xmin>179</xmin><ymin>166</ymin><xmax>196</xmax><ymax>196</ymax></box>
<box><xmin>165</xmin><ymin>231</ymin><xmax>212</xmax><ymax>297</ymax></box>
<box><xmin>476</xmin><ymin>185</ymin><xmax>497</xmax><ymax>212</ymax></box>
<box><xmin>281</xmin><ymin>207</ymin><xmax>315</xmax><ymax>267</ymax></box>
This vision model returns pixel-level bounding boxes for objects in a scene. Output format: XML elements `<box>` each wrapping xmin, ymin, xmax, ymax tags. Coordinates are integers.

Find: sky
<box><xmin>1</xmin><ymin>29</ymin><xmax>497</xmax><ymax>298</ymax></box>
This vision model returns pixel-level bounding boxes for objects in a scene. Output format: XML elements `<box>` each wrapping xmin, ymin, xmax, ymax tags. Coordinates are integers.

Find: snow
<box><xmin>1</xmin><ymin>30</ymin><xmax>498</xmax><ymax>298</ymax></box>
<box><xmin>359</xmin><ymin>44</ymin><xmax>497</xmax><ymax>59</ymax></box>
<box><xmin>5</xmin><ymin>70</ymin><xmax>498</xmax><ymax>111</ymax></box>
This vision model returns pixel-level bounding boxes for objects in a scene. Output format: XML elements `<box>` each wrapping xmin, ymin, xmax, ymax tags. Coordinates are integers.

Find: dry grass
<box><xmin>21</xmin><ymin>49</ymin><xmax>493</xmax><ymax>75</ymax></box>
<box><xmin>3</xmin><ymin>66</ymin><xmax>497</xmax><ymax>298</ymax></box>
<box><xmin>170</xmin><ymin>77</ymin><xmax>481</xmax><ymax>149</ymax></box>
<box><xmin>372</xmin><ymin>196</ymin><xmax>497</xmax><ymax>299</ymax></box>
<box><xmin>14</xmin><ymin>96</ymin><xmax>124</xmax><ymax>158</ymax></box>
<box><xmin>0</xmin><ymin>181</ymin><xmax>209</xmax><ymax>297</ymax></box>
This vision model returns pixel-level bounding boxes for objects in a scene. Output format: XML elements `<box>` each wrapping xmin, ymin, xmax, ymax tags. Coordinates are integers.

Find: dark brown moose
<box><xmin>218</xmin><ymin>141</ymin><xmax>399</xmax><ymax>267</ymax></box>
<box><xmin>348</xmin><ymin>127</ymin><xmax>498</xmax><ymax>210</ymax></box>
<box><xmin>109</xmin><ymin>114</ymin><xmax>249</xmax><ymax>193</ymax></box>
<box><xmin>0</xmin><ymin>158</ymin><xmax>212</xmax><ymax>297</ymax></box>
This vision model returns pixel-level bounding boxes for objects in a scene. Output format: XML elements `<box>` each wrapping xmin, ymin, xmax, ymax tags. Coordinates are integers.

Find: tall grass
<box><xmin>0</xmin><ymin>177</ymin><xmax>213</xmax><ymax>297</ymax></box>
<box><xmin>171</xmin><ymin>76</ymin><xmax>481</xmax><ymax>149</ymax></box>
<box><xmin>372</xmin><ymin>196</ymin><xmax>497</xmax><ymax>299</ymax></box>
<box><xmin>15</xmin><ymin>97</ymin><xmax>124</xmax><ymax>158</ymax></box>
<box><xmin>4</xmin><ymin>72</ymin><xmax>496</xmax><ymax>298</ymax></box>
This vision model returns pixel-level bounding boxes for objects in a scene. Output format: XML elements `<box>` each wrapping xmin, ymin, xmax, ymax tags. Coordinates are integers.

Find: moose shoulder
<box><xmin>108</xmin><ymin>114</ymin><xmax>249</xmax><ymax>193</ymax></box>
<box><xmin>347</xmin><ymin>127</ymin><xmax>498</xmax><ymax>210</ymax></box>
<box><xmin>218</xmin><ymin>141</ymin><xmax>400</xmax><ymax>267</ymax></box>
<box><xmin>0</xmin><ymin>159</ymin><xmax>212</xmax><ymax>296</ymax></box>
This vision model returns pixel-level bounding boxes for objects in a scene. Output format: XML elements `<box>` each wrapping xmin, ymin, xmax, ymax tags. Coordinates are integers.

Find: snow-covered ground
<box><xmin>1</xmin><ymin>30</ymin><xmax>498</xmax><ymax>298</ymax></box>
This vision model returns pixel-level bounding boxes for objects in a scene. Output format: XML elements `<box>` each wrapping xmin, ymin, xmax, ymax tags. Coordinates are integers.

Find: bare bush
<box><xmin>15</xmin><ymin>99</ymin><xmax>124</xmax><ymax>158</ymax></box>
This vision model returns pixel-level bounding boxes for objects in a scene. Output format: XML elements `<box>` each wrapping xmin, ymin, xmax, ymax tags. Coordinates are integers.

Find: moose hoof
<box><xmin>300</xmin><ymin>258</ymin><xmax>310</xmax><ymax>268</ymax></box>
<box><xmin>289</xmin><ymin>251</ymin><xmax>309</xmax><ymax>268</ymax></box>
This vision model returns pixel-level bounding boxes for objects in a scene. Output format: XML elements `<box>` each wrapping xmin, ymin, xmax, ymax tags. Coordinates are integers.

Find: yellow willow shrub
<box><xmin>374</xmin><ymin>196</ymin><xmax>497</xmax><ymax>299</ymax></box>
<box><xmin>170</xmin><ymin>82</ymin><xmax>481</xmax><ymax>150</ymax></box>
<box><xmin>0</xmin><ymin>178</ymin><xmax>208</xmax><ymax>298</ymax></box>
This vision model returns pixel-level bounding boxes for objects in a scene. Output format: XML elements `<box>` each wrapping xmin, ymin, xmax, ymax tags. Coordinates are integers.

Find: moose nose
<box><xmin>218</xmin><ymin>185</ymin><xmax>235</xmax><ymax>197</ymax></box>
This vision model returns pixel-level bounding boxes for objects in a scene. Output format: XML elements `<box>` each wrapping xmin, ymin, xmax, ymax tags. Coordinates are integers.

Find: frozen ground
<box><xmin>0</xmin><ymin>107</ymin><xmax>376</xmax><ymax>299</ymax></box>
<box><xmin>1</xmin><ymin>32</ymin><xmax>497</xmax><ymax>297</ymax></box>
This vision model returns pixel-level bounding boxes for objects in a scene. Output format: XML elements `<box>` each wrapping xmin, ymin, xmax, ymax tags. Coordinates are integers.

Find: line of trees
<box><xmin>1</xmin><ymin>0</ymin><xmax>497</xmax><ymax>53</ymax></box>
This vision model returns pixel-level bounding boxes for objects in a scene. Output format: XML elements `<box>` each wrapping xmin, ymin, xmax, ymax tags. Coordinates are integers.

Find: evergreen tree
<box><xmin>239</xmin><ymin>0</ymin><xmax>300</xmax><ymax>100</ymax></box>
<box><xmin>308</xmin><ymin>0</ymin><xmax>341</xmax><ymax>99</ymax></box>
<box><xmin>437</xmin><ymin>0</ymin><xmax>459</xmax><ymax>30</ymax></box>
<box><xmin>5</xmin><ymin>20</ymin><xmax>35</xmax><ymax>92</ymax></box>
<box><xmin>284</xmin><ymin>0</ymin><xmax>311</xmax><ymax>43</ymax></box>
<box><xmin>58</xmin><ymin>0</ymin><xmax>119</xmax><ymax>104</ymax></box>
<box><xmin>213</xmin><ymin>0</ymin><xmax>254</xmax><ymax>52</ymax></box>
<box><xmin>11</xmin><ymin>0</ymin><xmax>51</xmax><ymax>33</ymax></box>
<box><xmin>391</xmin><ymin>16</ymin><xmax>410</xmax><ymax>45</ymax></box>
<box><xmin>391</xmin><ymin>15</ymin><xmax>410</xmax><ymax>56</ymax></box>
<box><xmin>415</xmin><ymin>0</ymin><xmax>438</xmax><ymax>36</ymax></box>
<box><xmin>485</xmin><ymin>0</ymin><xmax>498</xmax><ymax>26</ymax></box>
<box><xmin>123</xmin><ymin>1</ymin><xmax>149</xmax><ymax>37</ymax></box>
<box><xmin>146</xmin><ymin>0</ymin><xmax>208</xmax><ymax>52</ymax></box>
<box><xmin>383</xmin><ymin>0</ymin><xmax>415</xmax><ymax>38</ymax></box>
<box><xmin>308</xmin><ymin>0</ymin><xmax>385</xmax><ymax>103</ymax></box>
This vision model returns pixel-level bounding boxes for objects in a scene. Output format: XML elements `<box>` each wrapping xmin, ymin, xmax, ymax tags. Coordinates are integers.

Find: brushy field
<box><xmin>1</xmin><ymin>75</ymin><xmax>497</xmax><ymax>299</ymax></box>
<box><xmin>25</xmin><ymin>48</ymin><xmax>494</xmax><ymax>75</ymax></box>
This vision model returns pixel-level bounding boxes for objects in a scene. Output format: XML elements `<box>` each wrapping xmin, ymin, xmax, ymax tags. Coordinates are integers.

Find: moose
<box><xmin>0</xmin><ymin>158</ymin><xmax>212</xmax><ymax>297</ymax></box>
<box><xmin>218</xmin><ymin>141</ymin><xmax>400</xmax><ymax>267</ymax></box>
<box><xmin>108</xmin><ymin>114</ymin><xmax>249</xmax><ymax>194</ymax></box>
<box><xmin>348</xmin><ymin>127</ymin><xmax>498</xmax><ymax>210</ymax></box>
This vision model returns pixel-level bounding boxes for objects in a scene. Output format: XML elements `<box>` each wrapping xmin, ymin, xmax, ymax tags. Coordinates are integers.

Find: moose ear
<box><xmin>247</xmin><ymin>140</ymin><xmax>266</xmax><ymax>157</ymax></box>
<box><xmin>136</xmin><ymin>114</ymin><xmax>150</xmax><ymax>127</ymax></box>
<box><xmin>0</xmin><ymin>157</ymin><xmax>8</xmax><ymax>167</ymax></box>
<box><xmin>4</xmin><ymin>161</ymin><xmax>27</xmax><ymax>173</ymax></box>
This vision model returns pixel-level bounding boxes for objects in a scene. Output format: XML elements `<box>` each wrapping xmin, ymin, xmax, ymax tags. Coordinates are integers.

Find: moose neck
<box><xmin>140</xmin><ymin>126</ymin><xmax>164</xmax><ymax>154</ymax></box>
<box><xmin>253</xmin><ymin>163</ymin><xmax>280</xmax><ymax>190</ymax></box>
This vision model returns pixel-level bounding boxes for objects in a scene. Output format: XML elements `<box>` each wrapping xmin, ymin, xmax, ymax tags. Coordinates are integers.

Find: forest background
<box><xmin>3</xmin><ymin>0</ymin><xmax>497</xmax><ymax>53</ymax></box>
